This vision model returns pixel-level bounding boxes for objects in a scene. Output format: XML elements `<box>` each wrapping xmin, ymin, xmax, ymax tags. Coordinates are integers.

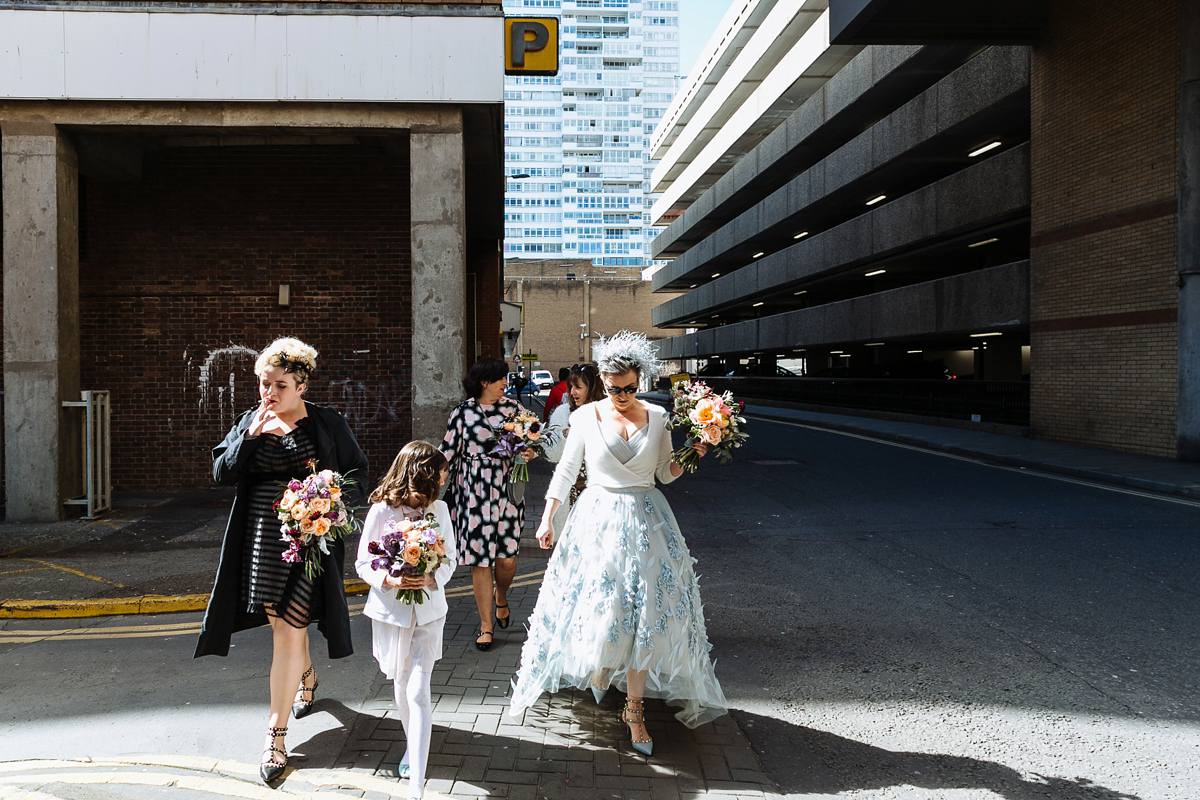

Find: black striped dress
<box><xmin>240</xmin><ymin>419</ymin><xmax>323</xmax><ymax>629</ymax></box>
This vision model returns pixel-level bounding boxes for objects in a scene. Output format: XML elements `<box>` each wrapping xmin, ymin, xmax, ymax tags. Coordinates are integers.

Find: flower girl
<box><xmin>355</xmin><ymin>441</ymin><xmax>456</xmax><ymax>800</ymax></box>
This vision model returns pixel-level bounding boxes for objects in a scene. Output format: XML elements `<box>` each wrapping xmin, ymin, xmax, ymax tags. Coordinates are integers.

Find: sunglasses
<box><xmin>605</xmin><ymin>384</ymin><xmax>638</xmax><ymax>396</ymax></box>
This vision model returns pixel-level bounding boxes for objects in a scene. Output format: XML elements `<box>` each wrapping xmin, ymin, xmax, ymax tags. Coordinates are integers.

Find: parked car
<box><xmin>531</xmin><ymin>369</ymin><xmax>555</xmax><ymax>392</ymax></box>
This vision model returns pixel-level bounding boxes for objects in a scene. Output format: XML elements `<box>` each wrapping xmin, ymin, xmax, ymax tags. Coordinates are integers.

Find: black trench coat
<box><xmin>194</xmin><ymin>401</ymin><xmax>369</xmax><ymax>659</ymax></box>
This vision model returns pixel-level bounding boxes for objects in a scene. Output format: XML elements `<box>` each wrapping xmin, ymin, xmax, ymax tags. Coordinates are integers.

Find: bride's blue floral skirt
<box><xmin>508</xmin><ymin>485</ymin><xmax>728</xmax><ymax>728</ymax></box>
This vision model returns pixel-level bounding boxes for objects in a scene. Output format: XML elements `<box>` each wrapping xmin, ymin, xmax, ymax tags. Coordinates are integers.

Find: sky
<box><xmin>678</xmin><ymin>0</ymin><xmax>737</xmax><ymax>80</ymax></box>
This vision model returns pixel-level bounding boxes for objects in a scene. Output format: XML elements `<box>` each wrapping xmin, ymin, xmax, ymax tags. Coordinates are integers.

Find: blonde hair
<box><xmin>255</xmin><ymin>337</ymin><xmax>318</xmax><ymax>385</ymax></box>
<box><xmin>370</xmin><ymin>441</ymin><xmax>449</xmax><ymax>511</ymax></box>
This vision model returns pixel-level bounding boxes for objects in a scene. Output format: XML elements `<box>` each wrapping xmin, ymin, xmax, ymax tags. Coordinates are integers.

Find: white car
<box><xmin>531</xmin><ymin>370</ymin><xmax>555</xmax><ymax>392</ymax></box>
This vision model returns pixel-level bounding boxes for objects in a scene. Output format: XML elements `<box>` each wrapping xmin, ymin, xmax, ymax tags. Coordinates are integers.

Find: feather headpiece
<box><xmin>593</xmin><ymin>330</ymin><xmax>664</xmax><ymax>381</ymax></box>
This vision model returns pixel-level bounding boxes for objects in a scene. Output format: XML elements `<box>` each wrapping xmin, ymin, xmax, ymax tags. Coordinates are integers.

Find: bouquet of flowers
<box><xmin>489</xmin><ymin>408</ymin><xmax>547</xmax><ymax>486</ymax></box>
<box><xmin>276</xmin><ymin>459</ymin><xmax>358</xmax><ymax>579</ymax></box>
<box><xmin>666</xmin><ymin>380</ymin><xmax>749</xmax><ymax>472</ymax></box>
<box><xmin>366</xmin><ymin>513</ymin><xmax>451</xmax><ymax>604</ymax></box>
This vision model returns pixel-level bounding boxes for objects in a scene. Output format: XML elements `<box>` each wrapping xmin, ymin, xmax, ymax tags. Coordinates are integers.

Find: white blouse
<box><xmin>354</xmin><ymin>499</ymin><xmax>457</xmax><ymax>627</ymax></box>
<box><xmin>546</xmin><ymin>402</ymin><xmax>679</xmax><ymax>503</ymax></box>
<box><xmin>542</xmin><ymin>402</ymin><xmax>572</xmax><ymax>463</ymax></box>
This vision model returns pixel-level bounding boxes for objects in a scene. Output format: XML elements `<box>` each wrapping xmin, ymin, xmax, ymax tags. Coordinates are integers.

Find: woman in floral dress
<box><xmin>440</xmin><ymin>357</ymin><xmax>535</xmax><ymax>651</ymax></box>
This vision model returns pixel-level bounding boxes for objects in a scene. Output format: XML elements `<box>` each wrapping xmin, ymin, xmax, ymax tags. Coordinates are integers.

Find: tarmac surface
<box><xmin>2</xmin><ymin>398</ymin><xmax>1198</xmax><ymax>799</ymax></box>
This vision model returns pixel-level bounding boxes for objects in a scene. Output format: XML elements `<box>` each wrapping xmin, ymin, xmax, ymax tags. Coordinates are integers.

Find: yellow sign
<box><xmin>505</xmin><ymin>17</ymin><xmax>559</xmax><ymax>76</ymax></box>
<box><xmin>669</xmin><ymin>372</ymin><xmax>692</xmax><ymax>389</ymax></box>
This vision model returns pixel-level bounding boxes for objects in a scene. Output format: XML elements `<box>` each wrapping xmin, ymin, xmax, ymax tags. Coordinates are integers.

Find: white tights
<box><xmin>390</xmin><ymin>622</ymin><xmax>439</xmax><ymax>800</ymax></box>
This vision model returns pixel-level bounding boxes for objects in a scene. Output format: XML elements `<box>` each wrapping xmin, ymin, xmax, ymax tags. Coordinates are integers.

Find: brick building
<box><xmin>0</xmin><ymin>2</ymin><xmax>507</xmax><ymax>520</ymax></box>
<box><xmin>503</xmin><ymin>259</ymin><xmax>682</xmax><ymax>379</ymax></box>
<box><xmin>647</xmin><ymin>0</ymin><xmax>1200</xmax><ymax>460</ymax></box>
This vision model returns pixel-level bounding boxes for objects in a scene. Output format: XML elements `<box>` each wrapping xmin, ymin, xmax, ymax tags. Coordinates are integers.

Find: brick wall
<box><xmin>503</xmin><ymin>259</ymin><xmax>682</xmax><ymax>378</ymax></box>
<box><xmin>78</xmin><ymin>143</ymin><xmax>413</xmax><ymax>489</ymax></box>
<box><xmin>1029</xmin><ymin>0</ymin><xmax>1179</xmax><ymax>455</ymax></box>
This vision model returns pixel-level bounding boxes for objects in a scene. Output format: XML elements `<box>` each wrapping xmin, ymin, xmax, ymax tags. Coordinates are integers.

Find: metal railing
<box><xmin>63</xmin><ymin>390</ymin><xmax>112</xmax><ymax>518</ymax></box>
<box><xmin>696</xmin><ymin>377</ymin><xmax>1030</xmax><ymax>426</ymax></box>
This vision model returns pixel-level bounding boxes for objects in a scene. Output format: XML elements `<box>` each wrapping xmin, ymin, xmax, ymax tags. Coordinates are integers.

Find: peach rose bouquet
<box><xmin>666</xmin><ymin>380</ymin><xmax>748</xmax><ymax>472</ymax></box>
<box><xmin>276</xmin><ymin>458</ymin><xmax>359</xmax><ymax>579</ymax></box>
<box><xmin>489</xmin><ymin>408</ymin><xmax>548</xmax><ymax>486</ymax></box>
<box><xmin>366</xmin><ymin>512</ymin><xmax>450</xmax><ymax>604</ymax></box>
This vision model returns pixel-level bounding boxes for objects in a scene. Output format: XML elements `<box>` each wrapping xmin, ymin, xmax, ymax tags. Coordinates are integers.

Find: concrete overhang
<box><xmin>654</xmin><ymin>260</ymin><xmax>1030</xmax><ymax>360</ymax></box>
<box><xmin>829</xmin><ymin>0</ymin><xmax>1048</xmax><ymax>45</ymax></box>
<box><xmin>653</xmin><ymin>143</ymin><xmax>1030</xmax><ymax>328</ymax></box>
<box><xmin>648</xmin><ymin>1</ymin><xmax>859</xmax><ymax>223</ymax></box>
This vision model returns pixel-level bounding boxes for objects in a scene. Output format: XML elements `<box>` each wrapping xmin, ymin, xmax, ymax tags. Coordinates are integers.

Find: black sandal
<box><xmin>475</xmin><ymin>628</ymin><xmax>494</xmax><ymax>651</ymax></box>
<box><xmin>495</xmin><ymin>597</ymin><xmax>511</xmax><ymax>629</ymax></box>
<box><xmin>260</xmin><ymin>725</ymin><xmax>288</xmax><ymax>784</ymax></box>
<box><xmin>292</xmin><ymin>665</ymin><xmax>318</xmax><ymax>719</ymax></box>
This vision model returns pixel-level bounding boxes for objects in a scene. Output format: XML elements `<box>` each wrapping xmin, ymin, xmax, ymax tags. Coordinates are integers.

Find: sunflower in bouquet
<box><xmin>666</xmin><ymin>380</ymin><xmax>749</xmax><ymax>472</ymax></box>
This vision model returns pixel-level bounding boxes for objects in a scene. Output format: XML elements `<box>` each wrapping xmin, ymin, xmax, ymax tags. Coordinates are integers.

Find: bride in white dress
<box><xmin>508</xmin><ymin>333</ymin><xmax>728</xmax><ymax>754</ymax></box>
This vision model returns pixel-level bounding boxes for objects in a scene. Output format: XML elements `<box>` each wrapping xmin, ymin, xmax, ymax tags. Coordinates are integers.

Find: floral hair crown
<box><xmin>269</xmin><ymin>353</ymin><xmax>315</xmax><ymax>379</ymax></box>
<box><xmin>593</xmin><ymin>330</ymin><xmax>664</xmax><ymax>381</ymax></box>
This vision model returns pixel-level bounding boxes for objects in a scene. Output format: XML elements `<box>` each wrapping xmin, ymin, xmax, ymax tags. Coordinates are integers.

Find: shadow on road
<box><xmin>734</xmin><ymin>710</ymin><xmax>1141</xmax><ymax>800</ymax></box>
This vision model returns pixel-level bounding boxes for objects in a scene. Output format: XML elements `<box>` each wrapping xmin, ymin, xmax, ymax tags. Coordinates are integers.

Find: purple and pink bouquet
<box><xmin>276</xmin><ymin>458</ymin><xmax>359</xmax><ymax>579</ymax></box>
<box><xmin>367</xmin><ymin>513</ymin><xmax>451</xmax><ymax>605</ymax></box>
<box><xmin>489</xmin><ymin>409</ymin><xmax>547</xmax><ymax>485</ymax></box>
<box><xmin>666</xmin><ymin>380</ymin><xmax>749</xmax><ymax>472</ymax></box>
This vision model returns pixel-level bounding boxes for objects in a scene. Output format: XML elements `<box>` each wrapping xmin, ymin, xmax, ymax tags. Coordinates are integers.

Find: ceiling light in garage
<box><xmin>865</xmin><ymin>342</ymin><xmax>885</xmax><ymax>347</ymax></box>
<box><xmin>908</xmin><ymin>350</ymin><xmax>922</xmax><ymax>354</ymax></box>
<box><xmin>970</xmin><ymin>332</ymin><xmax>1003</xmax><ymax>338</ymax></box>
<box><xmin>753</xmin><ymin>252</ymin><xmax>765</xmax><ymax>258</ymax></box>
<box><xmin>969</xmin><ymin>141</ymin><xmax>1001</xmax><ymax>157</ymax></box>
<box><xmin>968</xmin><ymin>237</ymin><xmax>999</xmax><ymax>248</ymax></box>
<box><xmin>794</xmin><ymin>231</ymin><xmax>809</xmax><ymax>239</ymax></box>
<box><xmin>689</xmin><ymin>284</ymin><xmax>696</xmax><ymax>288</ymax></box>
<box><xmin>866</xmin><ymin>194</ymin><xmax>886</xmax><ymax>206</ymax></box>
<box><xmin>865</xmin><ymin>269</ymin><xmax>886</xmax><ymax>277</ymax></box>
<box><xmin>830</xmin><ymin>351</ymin><xmax>843</xmax><ymax>354</ymax></box>
<box><xmin>711</xmin><ymin>273</ymin><xmax>721</xmax><ymax>278</ymax></box>
<box><xmin>793</xmin><ymin>290</ymin><xmax>807</xmax><ymax>295</ymax></box>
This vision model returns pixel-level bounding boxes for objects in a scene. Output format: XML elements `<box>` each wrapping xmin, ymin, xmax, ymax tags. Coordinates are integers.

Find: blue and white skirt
<box><xmin>508</xmin><ymin>485</ymin><xmax>728</xmax><ymax>729</ymax></box>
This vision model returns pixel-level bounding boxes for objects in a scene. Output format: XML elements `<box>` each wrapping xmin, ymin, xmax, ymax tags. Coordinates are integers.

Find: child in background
<box><xmin>355</xmin><ymin>441</ymin><xmax>456</xmax><ymax>800</ymax></box>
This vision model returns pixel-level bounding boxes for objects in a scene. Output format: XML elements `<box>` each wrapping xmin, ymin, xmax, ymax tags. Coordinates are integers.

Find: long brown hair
<box><xmin>569</xmin><ymin>363</ymin><xmax>605</xmax><ymax>410</ymax></box>
<box><xmin>370</xmin><ymin>441</ymin><xmax>449</xmax><ymax>510</ymax></box>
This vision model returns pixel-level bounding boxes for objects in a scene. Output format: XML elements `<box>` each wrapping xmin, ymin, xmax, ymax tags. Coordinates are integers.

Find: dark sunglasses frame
<box><xmin>605</xmin><ymin>384</ymin><xmax>639</xmax><ymax>396</ymax></box>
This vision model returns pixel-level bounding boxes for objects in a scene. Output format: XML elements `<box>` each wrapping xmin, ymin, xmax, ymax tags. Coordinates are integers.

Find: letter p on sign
<box><xmin>505</xmin><ymin>17</ymin><xmax>559</xmax><ymax>76</ymax></box>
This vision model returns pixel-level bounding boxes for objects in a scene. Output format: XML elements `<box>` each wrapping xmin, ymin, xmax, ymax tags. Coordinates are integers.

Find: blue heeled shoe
<box><xmin>399</xmin><ymin>751</ymin><xmax>410</xmax><ymax>779</ymax></box>
<box><xmin>622</xmin><ymin>698</ymin><xmax>653</xmax><ymax>757</ymax></box>
<box><xmin>590</xmin><ymin>685</ymin><xmax>608</xmax><ymax>704</ymax></box>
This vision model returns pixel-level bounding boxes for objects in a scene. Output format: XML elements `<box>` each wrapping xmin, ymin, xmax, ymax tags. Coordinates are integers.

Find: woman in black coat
<box><xmin>194</xmin><ymin>338</ymin><xmax>368</xmax><ymax>784</ymax></box>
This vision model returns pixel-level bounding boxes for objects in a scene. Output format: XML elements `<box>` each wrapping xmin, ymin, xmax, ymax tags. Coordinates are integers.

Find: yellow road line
<box><xmin>25</xmin><ymin>560</ymin><xmax>128</xmax><ymax>588</ymax></box>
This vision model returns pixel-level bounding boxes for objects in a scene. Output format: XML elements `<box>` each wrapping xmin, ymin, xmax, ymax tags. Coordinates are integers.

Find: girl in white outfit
<box><xmin>355</xmin><ymin>441</ymin><xmax>456</xmax><ymax>800</ymax></box>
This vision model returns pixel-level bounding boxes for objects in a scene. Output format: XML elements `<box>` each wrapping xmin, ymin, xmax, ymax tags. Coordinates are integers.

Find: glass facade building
<box><xmin>502</xmin><ymin>0</ymin><xmax>679</xmax><ymax>268</ymax></box>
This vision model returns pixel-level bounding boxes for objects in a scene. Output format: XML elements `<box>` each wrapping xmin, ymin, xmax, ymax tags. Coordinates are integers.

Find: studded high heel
<box><xmin>260</xmin><ymin>725</ymin><xmax>288</xmax><ymax>784</ymax></box>
<box><xmin>292</xmin><ymin>666</ymin><xmax>318</xmax><ymax>719</ymax></box>
<box><xmin>621</xmin><ymin>697</ymin><xmax>653</xmax><ymax>757</ymax></box>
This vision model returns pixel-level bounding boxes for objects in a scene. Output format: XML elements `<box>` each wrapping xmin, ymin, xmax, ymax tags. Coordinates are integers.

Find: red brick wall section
<box><xmin>1029</xmin><ymin>0</ymin><xmax>1180</xmax><ymax>456</ymax></box>
<box><xmin>79</xmin><ymin>144</ymin><xmax>413</xmax><ymax>489</ymax></box>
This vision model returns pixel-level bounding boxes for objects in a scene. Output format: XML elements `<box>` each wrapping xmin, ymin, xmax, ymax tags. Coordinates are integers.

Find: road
<box><xmin>1</xmin><ymin>414</ymin><xmax>1198</xmax><ymax>799</ymax></box>
<box><xmin>672</xmin><ymin>416</ymin><xmax>1200</xmax><ymax>799</ymax></box>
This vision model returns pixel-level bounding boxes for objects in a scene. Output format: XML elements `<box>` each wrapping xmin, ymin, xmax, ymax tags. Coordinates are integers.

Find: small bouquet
<box><xmin>367</xmin><ymin>513</ymin><xmax>451</xmax><ymax>605</ymax></box>
<box><xmin>666</xmin><ymin>380</ymin><xmax>749</xmax><ymax>472</ymax></box>
<box><xmin>276</xmin><ymin>459</ymin><xmax>359</xmax><ymax>579</ymax></box>
<box><xmin>489</xmin><ymin>408</ymin><xmax>547</xmax><ymax>486</ymax></box>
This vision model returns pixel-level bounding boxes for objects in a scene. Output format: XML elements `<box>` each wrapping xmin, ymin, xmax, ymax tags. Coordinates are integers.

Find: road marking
<box><xmin>755</xmin><ymin>416</ymin><xmax>1200</xmax><ymax>508</ymax></box>
<box><xmin>0</xmin><ymin>571</ymin><xmax>547</xmax><ymax>643</ymax></box>
<box><xmin>24</xmin><ymin>559</ymin><xmax>128</xmax><ymax>588</ymax></box>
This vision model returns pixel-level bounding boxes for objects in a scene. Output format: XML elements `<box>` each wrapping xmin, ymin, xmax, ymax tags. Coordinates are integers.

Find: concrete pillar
<box><xmin>1</xmin><ymin>122</ymin><xmax>81</xmax><ymax>521</ymax></box>
<box><xmin>410</xmin><ymin>114</ymin><xmax>467</xmax><ymax>443</ymax></box>
<box><xmin>1178</xmin><ymin>0</ymin><xmax>1200</xmax><ymax>458</ymax></box>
